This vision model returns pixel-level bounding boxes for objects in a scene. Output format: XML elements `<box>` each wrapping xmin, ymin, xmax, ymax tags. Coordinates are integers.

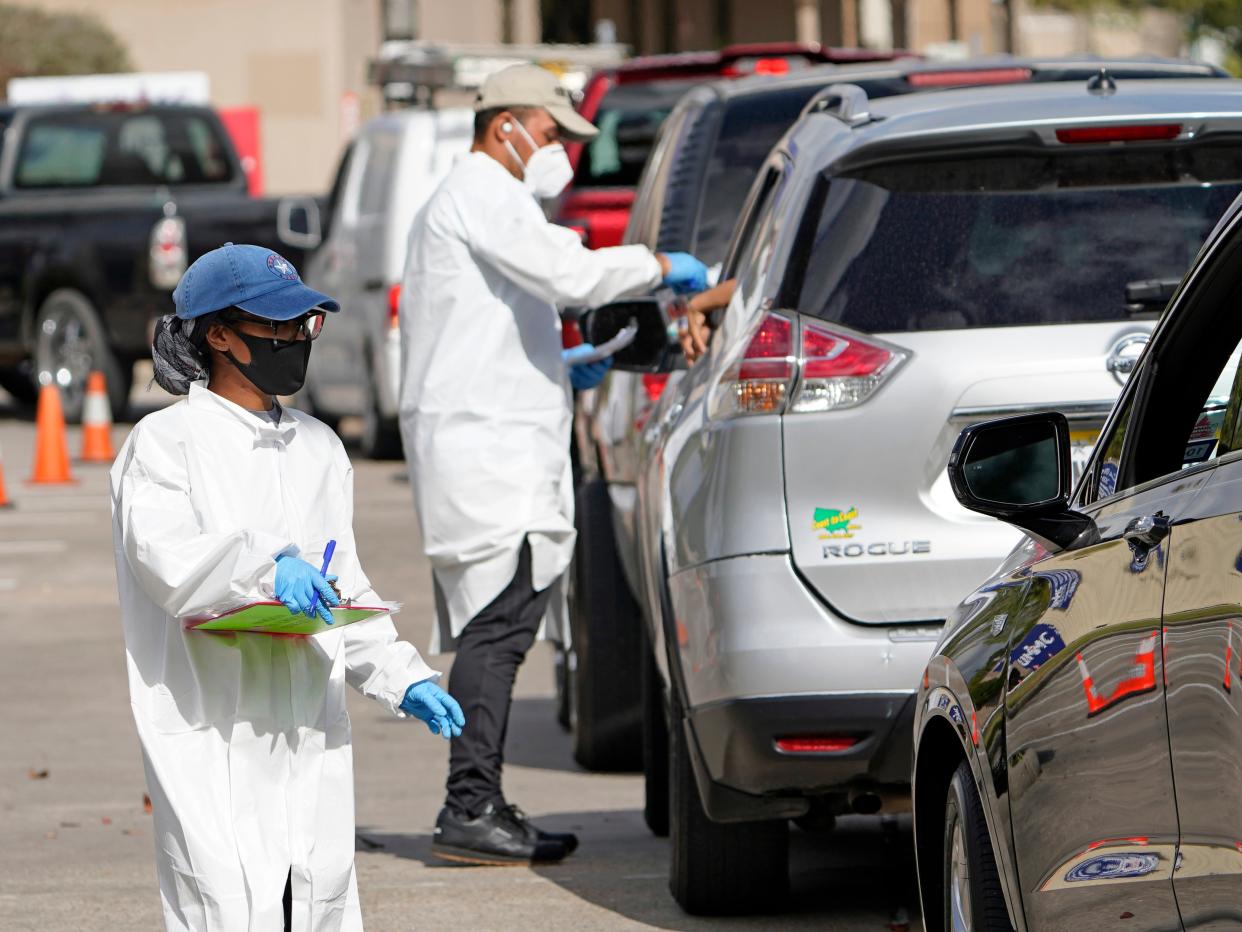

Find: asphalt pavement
<box><xmin>0</xmin><ymin>372</ymin><xmax>920</xmax><ymax>931</ymax></box>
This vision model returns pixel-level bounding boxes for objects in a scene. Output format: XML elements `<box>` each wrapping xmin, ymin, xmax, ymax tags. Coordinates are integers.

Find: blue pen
<box><xmin>308</xmin><ymin>539</ymin><xmax>337</xmax><ymax>621</ymax></box>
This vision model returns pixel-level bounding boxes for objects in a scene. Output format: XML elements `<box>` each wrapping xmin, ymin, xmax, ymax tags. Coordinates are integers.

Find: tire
<box><xmin>34</xmin><ymin>288</ymin><xmax>128</xmax><ymax>423</ymax></box>
<box><xmin>568</xmin><ymin>478</ymin><xmax>643</xmax><ymax>771</ymax></box>
<box><xmin>0</xmin><ymin>362</ymin><xmax>37</xmax><ymax>406</ymax></box>
<box><xmin>641</xmin><ymin>629</ymin><xmax>669</xmax><ymax>837</ymax></box>
<box><xmin>942</xmin><ymin>760</ymin><xmax>1012</xmax><ymax>932</ymax></box>
<box><xmin>359</xmin><ymin>362</ymin><xmax>403</xmax><ymax>460</ymax></box>
<box><xmin>668</xmin><ymin>686</ymin><xmax>789</xmax><ymax>915</ymax></box>
<box><xmin>553</xmin><ymin>644</ymin><xmax>572</xmax><ymax>731</ymax></box>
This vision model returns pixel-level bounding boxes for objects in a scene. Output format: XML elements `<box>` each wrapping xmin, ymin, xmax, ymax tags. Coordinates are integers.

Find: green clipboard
<box><xmin>185</xmin><ymin>601</ymin><xmax>392</xmax><ymax>636</ymax></box>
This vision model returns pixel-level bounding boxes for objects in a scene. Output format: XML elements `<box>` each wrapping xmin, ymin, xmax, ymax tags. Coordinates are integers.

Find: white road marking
<box><xmin>0</xmin><ymin>539</ymin><xmax>67</xmax><ymax>555</ymax></box>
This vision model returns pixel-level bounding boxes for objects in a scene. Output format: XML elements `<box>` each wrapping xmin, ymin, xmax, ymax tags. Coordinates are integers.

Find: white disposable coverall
<box><xmin>110</xmin><ymin>383</ymin><xmax>437</xmax><ymax>931</ymax></box>
<box><xmin>399</xmin><ymin>151</ymin><xmax>662</xmax><ymax>650</ymax></box>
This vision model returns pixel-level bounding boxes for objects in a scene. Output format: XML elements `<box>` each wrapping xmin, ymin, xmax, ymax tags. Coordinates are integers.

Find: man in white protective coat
<box><xmin>398</xmin><ymin>64</ymin><xmax>708</xmax><ymax>865</ymax></box>
<box><xmin>111</xmin><ymin>243</ymin><xmax>465</xmax><ymax>931</ymax></box>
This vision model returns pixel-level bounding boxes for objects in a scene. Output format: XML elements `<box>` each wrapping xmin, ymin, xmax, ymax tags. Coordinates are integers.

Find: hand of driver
<box><xmin>400</xmin><ymin>681</ymin><xmax>466</xmax><ymax>740</ymax></box>
<box><xmin>274</xmin><ymin>555</ymin><xmax>339</xmax><ymax>625</ymax></box>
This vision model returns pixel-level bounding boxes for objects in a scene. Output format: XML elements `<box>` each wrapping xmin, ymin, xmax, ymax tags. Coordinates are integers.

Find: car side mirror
<box><xmin>277</xmin><ymin>196</ymin><xmax>323</xmax><ymax>251</ymax></box>
<box><xmin>577</xmin><ymin>297</ymin><xmax>671</xmax><ymax>372</ymax></box>
<box><xmin>948</xmin><ymin>412</ymin><xmax>1096</xmax><ymax>550</ymax></box>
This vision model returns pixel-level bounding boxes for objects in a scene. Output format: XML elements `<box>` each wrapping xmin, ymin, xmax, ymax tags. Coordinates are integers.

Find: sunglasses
<box><xmin>220</xmin><ymin>309</ymin><xmax>327</xmax><ymax>346</ymax></box>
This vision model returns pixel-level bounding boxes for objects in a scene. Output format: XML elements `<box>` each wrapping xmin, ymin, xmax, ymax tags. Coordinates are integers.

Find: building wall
<box><xmin>24</xmin><ymin>0</ymin><xmax>383</xmax><ymax>194</ymax></box>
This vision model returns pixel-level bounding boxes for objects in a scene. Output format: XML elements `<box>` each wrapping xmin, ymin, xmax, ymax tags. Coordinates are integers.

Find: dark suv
<box><xmin>556</xmin><ymin>43</ymin><xmax>900</xmax><ymax>249</ymax></box>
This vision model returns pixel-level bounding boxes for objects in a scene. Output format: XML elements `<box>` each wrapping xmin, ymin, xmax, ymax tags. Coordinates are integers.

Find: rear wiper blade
<box><xmin>1125</xmin><ymin>278</ymin><xmax>1180</xmax><ymax>314</ymax></box>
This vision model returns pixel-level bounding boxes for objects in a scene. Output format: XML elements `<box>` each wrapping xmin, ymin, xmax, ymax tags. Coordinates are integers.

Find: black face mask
<box><xmin>224</xmin><ymin>330</ymin><xmax>312</xmax><ymax>396</ymax></box>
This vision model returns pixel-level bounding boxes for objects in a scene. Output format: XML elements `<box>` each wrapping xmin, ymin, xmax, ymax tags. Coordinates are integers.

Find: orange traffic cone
<box><xmin>29</xmin><ymin>383</ymin><xmax>75</xmax><ymax>485</ymax></box>
<box><xmin>0</xmin><ymin>441</ymin><xmax>12</xmax><ymax>508</ymax></box>
<box><xmin>80</xmin><ymin>371</ymin><xmax>114</xmax><ymax>462</ymax></box>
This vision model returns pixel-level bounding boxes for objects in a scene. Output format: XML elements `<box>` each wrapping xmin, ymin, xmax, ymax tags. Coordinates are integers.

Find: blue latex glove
<box><xmin>662</xmin><ymin>252</ymin><xmax>708</xmax><ymax>295</ymax></box>
<box><xmin>562</xmin><ymin>344</ymin><xmax>613</xmax><ymax>391</ymax></box>
<box><xmin>400</xmin><ymin>680</ymin><xmax>466</xmax><ymax>740</ymax></box>
<box><xmin>274</xmin><ymin>555</ymin><xmax>339</xmax><ymax>625</ymax></box>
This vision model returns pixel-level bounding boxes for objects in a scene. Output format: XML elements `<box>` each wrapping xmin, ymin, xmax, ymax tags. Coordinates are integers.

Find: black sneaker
<box><xmin>431</xmin><ymin>803</ymin><xmax>568</xmax><ymax>866</ymax></box>
<box><xmin>500</xmin><ymin>803</ymin><xmax>580</xmax><ymax>855</ymax></box>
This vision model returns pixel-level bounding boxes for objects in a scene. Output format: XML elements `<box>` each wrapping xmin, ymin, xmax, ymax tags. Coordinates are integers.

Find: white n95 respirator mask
<box><xmin>505</xmin><ymin>120</ymin><xmax>574</xmax><ymax>200</ymax></box>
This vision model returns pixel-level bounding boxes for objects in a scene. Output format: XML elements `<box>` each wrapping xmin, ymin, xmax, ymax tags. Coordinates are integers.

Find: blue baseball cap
<box><xmin>172</xmin><ymin>243</ymin><xmax>340</xmax><ymax>320</ymax></box>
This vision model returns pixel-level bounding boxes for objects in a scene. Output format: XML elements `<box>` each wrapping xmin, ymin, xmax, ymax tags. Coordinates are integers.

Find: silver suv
<box><xmin>614</xmin><ymin>76</ymin><xmax>1242</xmax><ymax>914</ymax></box>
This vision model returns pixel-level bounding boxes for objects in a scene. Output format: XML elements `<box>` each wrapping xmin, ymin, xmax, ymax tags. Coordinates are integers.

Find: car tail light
<box><xmin>562</xmin><ymin>318</ymin><xmax>583</xmax><ymax>350</ymax></box>
<box><xmin>723</xmin><ymin>56</ymin><xmax>797</xmax><ymax>77</ymax></box>
<box><xmin>1055</xmin><ymin>123</ymin><xmax>1182</xmax><ymax>144</ymax></box>
<box><xmin>908</xmin><ymin>67</ymin><xmax>1031</xmax><ymax>88</ymax></box>
<box><xmin>708</xmin><ymin>312</ymin><xmax>795</xmax><ymax>419</ymax></box>
<box><xmin>790</xmin><ymin>320</ymin><xmax>907</xmax><ymax>413</ymax></box>
<box><xmin>148</xmin><ymin>213</ymin><xmax>187</xmax><ymax>290</ymax></box>
<box><xmin>387</xmin><ymin>284</ymin><xmax>402</xmax><ymax>330</ymax></box>
<box><xmin>775</xmin><ymin>735</ymin><xmax>858</xmax><ymax>753</ymax></box>
<box><xmin>641</xmin><ymin>373</ymin><xmax>669</xmax><ymax>402</ymax></box>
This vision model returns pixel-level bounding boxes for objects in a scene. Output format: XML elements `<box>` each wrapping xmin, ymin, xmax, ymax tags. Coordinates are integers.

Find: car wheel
<box><xmin>668</xmin><ymin>685</ymin><xmax>788</xmax><ymax>915</ymax></box>
<box><xmin>359</xmin><ymin>363</ymin><xmax>402</xmax><ymax>459</ymax></box>
<box><xmin>34</xmin><ymin>288</ymin><xmax>128</xmax><ymax>423</ymax></box>
<box><xmin>553</xmin><ymin>644</ymin><xmax>572</xmax><ymax>731</ymax></box>
<box><xmin>943</xmin><ymin>760</ymin><xmax>1011</xmax><ymax>932</ymax></box>
<box><xmin>568</xmin><ymin>478</ymin><xmax>643</xmax><ymax>771</ymax></box>
<box><xmin>641</xmin><ymin>628</ymin><xmax>669</xmax><ymax>837</ymax></box>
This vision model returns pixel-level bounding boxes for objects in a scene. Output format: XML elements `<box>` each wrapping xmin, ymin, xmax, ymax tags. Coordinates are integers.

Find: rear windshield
<box><xmin>692</xmin><ymin>86</ymin><xmax>823</xmax><ymax>266</ymax></box>
<box><xmin>786</xmin><ymin>147</ymin><xmax>1242</xmax><ymax>332</ymax></box>
<box><xmin>572</xmin><ymin>81</ymin><xmax>695</xmax><ymax>189</ymax></box>
<box><xmin>15</xmin><ymin>109</ymin><xmax>235</xmax><ymax>189</ymax></box>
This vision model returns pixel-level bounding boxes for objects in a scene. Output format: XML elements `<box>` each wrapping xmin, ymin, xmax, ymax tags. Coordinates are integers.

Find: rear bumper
<box><xmin>689</xmin><ymin>692</ymin><xmax>915</xmax><ymax>803</ymax></box>
<box><xmin>667</xmin><ymin>553</ymin><xmax>935</xmax><ymax>820</ymax></box>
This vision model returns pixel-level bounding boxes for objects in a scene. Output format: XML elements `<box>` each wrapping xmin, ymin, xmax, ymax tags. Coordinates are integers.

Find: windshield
<box><xmin>15</xmin><ymin>109</ymin><xmax>235</xmax><ymax>188</ymax></box>
<box><xmin>572</xmin><ymin>81</ymin><xmax>695</xmax><ymax>189</ymax></box>
<box><xmin>786</xmin><ymin>147</ymin><xmax>1242</xmax><ymax>332</ymax></box>
<box><xmin>692</xmin><ymin>85</ymin><xmax>823</xmax><ymax>266</ymax></box>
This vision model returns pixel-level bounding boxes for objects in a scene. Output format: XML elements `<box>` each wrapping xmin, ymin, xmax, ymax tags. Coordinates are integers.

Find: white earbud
<box><xmin>501</xmin><ymin>122</ymin><xmax>512</xmax><ymax>133</ymax></box>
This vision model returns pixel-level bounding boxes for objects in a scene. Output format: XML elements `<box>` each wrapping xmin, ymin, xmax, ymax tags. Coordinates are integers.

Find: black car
<box><xmin>0</xmin><ymin>102</ymin><xmax>318</xmax><ymax>419</ymax></box>
<box><xmin>915</xmin><ymin>194</ymin><xmax>1242</xmax><ymax>929</ymax></box>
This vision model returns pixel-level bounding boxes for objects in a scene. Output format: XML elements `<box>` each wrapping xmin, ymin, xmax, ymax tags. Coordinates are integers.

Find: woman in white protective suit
<box><xmin>110</xmin><ymin>243</ymin><xmax>464</xmax><ymax>932</ymax></box>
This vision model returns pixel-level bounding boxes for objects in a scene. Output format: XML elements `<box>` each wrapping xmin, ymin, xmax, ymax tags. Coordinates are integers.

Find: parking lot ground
<box><xmin>0</xmin><ymin>380</ymin><xmax>921</xmax><ymax>931</ymax></box>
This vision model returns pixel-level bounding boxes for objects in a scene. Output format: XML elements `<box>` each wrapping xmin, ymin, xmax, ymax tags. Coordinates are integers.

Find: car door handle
<box><xmin>363</xmin><ymin>279</ymin><xmax>384</xmax><ymax>291</ymax></box>
<box><xmin>1123</xmin><ymin>513</ymin><xmax>1171</xmax><ymax>550</ymax></box>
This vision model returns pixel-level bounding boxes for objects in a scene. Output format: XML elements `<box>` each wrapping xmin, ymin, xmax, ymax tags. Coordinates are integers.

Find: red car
<box><xmin>556</xmin><ymin>43</ymin><xmax>908</xmax><ymax>250</ymax></box>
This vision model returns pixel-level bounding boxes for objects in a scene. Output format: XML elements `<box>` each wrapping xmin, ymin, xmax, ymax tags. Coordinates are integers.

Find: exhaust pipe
<box><xmin>849</xmin><ymin>788</ymin><xmax>911</xmax><ymax>815</ymax></box>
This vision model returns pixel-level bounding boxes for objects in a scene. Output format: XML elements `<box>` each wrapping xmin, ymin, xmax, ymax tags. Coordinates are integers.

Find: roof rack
<box><xmin>808</xmin><ymin>83</ymin><xmax>873</xmax><ymax>127</ymax></box>
<box><xmin>368</xmin><ymin>39</ymin><xmax>627</xmax><ymax>107</ymax></box>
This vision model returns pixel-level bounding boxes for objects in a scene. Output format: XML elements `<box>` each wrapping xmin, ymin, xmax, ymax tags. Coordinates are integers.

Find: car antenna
<box><xmin>1087</xmin><ymin>68</ymin><xmax>1117</xmax><ymax>96</ymax></box>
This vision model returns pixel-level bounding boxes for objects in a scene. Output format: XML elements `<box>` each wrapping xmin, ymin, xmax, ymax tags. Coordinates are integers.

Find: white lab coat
<box><xmin>110</xmin><ymin>383</ymin><xmax>437</xmax><ymax>932</ymax></box>
<box><xmin>399</xmin><ymin>151</ymin><xmax>662</xmax><ymax>650</ymax></box>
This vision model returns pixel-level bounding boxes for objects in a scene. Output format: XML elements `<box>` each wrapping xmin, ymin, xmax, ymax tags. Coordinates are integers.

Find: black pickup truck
<box><xmin>0</xmin><ymin>102</ymin><xmax>322</xmax><ymax>419</ymax></box>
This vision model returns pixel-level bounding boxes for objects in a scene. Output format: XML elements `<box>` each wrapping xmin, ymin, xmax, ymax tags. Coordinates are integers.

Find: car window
<box><xmin>357</xmin><ymin>131</ymin><xmax>399</xmax><ymax>218</ymax></box>
<box><xmin>624</xmin><ymin>103</ymin><xmax>688</xmax><ymax>248</ymax></box>
<box><xmin>324</xmin><ymin>141</ymin><xmax>356</xmax><ymax>235</ymax></box>
<box><xmin>721</xmin><ymin>161</ymin><xmax>782</xmax><ymax>281</ymax></box>
<box><xmin>1087</xmin><ymin>231</ymin><xmax>1242</xmax><ymax>501</ymax></box>
<box><xmin>785</xmin><ymin>147</ymin><xmax>1242</xmax><ymax>333</ymax></box>
<box><xmin>573</xmin><ymin>80</ymin><xmax>693</xmax><ymax>189</ymax></box>
<box><xmin>691</xmin><ymin>86</ymin><xmax>822</xmax><ymax>267</ymax></box>
<box><xmin>16</xmin><ymin>110</ymin><xmax>235</xmax><ymax>188</ymax></box>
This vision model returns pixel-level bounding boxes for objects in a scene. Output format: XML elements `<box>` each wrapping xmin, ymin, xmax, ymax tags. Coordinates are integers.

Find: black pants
<box><xmin>445</xmin><ymin>540</ymin><xmax>551</xmax><ymax>817</ymax></box>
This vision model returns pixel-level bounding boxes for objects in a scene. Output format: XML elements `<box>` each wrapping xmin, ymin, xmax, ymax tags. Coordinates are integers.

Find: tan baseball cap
<box><xmin>475</xmin><ymin>64</ymin><xmax>598</xmax><ymax>142</ymax></box>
